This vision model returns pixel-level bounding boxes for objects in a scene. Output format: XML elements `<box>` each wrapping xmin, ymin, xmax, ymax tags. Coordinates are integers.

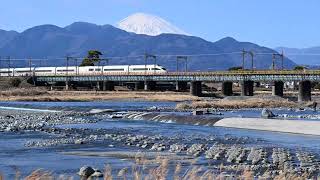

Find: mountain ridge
<box><xmin>275</xmin><ymin>47</ymin><xmax>320</xmax><ymax>65</ymax></box>
<box><xmin>0</xmin><ymin>22</ymin><xmax>296</xmax><ymax>70</ymax></box>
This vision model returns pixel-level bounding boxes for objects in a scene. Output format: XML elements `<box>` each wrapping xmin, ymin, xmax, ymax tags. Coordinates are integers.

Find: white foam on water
<box><xmin>215</xmin><ymin>118</ymin><xmax>320</xmax><ymax>136</ymax></box>
<box><xmin>0</xmin><ymin>106</ymin><xmax>60</xmax><ymax>113</ymax></box>
<box><xmin>89</xmin><ymin>109</ymin><xmax>116</xmax><ymax>114</ymax></box>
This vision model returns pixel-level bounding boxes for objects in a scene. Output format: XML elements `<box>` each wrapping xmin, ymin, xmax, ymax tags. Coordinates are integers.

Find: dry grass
<box><xmin>0</xmin><ymin>90</ymin><xmax>201</xmax><ymax>102</ymax></box>
<box><xmin>24</xmin><ymin>169</ymin><xmax>53</xmax><ymax>180</ymax></box>
<box><xmin>2</xmin><ymin>159</ymin><xmax>318</xmax><ymax>180</ymax></box>
<box><xmin>176</xmin><ymin>98</ymin><xmax>297</xmax><ymax>110</ymax></box>
<box><xmin>0</xmin><ymin>88</ymin><xmax>48</xmax><ymax>97</ymax></box>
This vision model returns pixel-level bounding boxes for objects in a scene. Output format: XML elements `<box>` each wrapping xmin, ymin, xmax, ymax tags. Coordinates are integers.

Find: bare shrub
<box><xmin>9</xmin><ymin>78</ymin><xmax>22</xmax><ymax>87</ymax></box>
<box><xmin>176</xmin><ymin>98</ymin><xmax>297</xmax><ymax>110</ymax></box>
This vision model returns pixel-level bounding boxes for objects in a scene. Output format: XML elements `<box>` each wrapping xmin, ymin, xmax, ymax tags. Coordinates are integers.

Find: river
<box><xmin>0</xmin><ymin>101</ymin><xmax>319</xmax><ymax>178</ymax></box>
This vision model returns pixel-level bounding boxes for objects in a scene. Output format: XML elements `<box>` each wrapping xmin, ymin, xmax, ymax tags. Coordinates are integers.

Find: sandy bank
<box><xmin>0</xmin><ymin>90</ymin><xmax>201</xmax><ymax>102</ymax></box>
<box><xmin>176</xmin><ymin>97</ymin><xmax>298</xmax><ymax>110</ymax></box>
<box><xmin>214</xmin><ymin>117</ymin><xmax>320</xmax><ymax>136</ymax></box>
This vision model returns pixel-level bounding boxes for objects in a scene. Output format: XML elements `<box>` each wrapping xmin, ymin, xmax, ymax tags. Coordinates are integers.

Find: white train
<box><xmin>0</xmin><ymin>64</ymin><xmax>167</xmax><ymax>76</ymax></box>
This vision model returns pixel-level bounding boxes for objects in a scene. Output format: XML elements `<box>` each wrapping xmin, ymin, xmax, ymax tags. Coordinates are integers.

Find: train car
<box><xmin>0</xmin><ymin>64</ymin><xmax>167</xmax><ymax>77</ymax></box>
<box><xmin>78</xmin><ymin>65</ymin><xmax>167</xmax><ymax>74</ymax></box>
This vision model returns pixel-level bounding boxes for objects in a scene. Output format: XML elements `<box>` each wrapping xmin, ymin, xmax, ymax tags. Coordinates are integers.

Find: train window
<box><xmin>35</xmin><ymin>70</ymin><xmax>52</xmax><ymax>72</ymax></box>
<box><xmin>0</xmin><ymin>71</ymin><xmax>12</xmax><ymax>73</ymax></box>
<box><xmin>104</xmin><ymin>69</ymin><xmax>125</xmax><ymax>71</ymax></box>
<box><xmin>151</xmin><ymin>68</ymin><xmax>161</xmax><ymax>70</ymax></box>
<box><xmin>95</xmin><ymin>69</ymin><xmax>101</xmax><ymax>71</ymax></box>
<box><xmin>132</xmin><ymin>68</ymin><xmax>148</xmax><ymax>71</ymax></box>
<box><xmin>16</xmin><ymin>70</ymin><xmax>32</xmax><ymax>73</ymax></box>
<box><xmin>89</xmin><ymin>69</ymin><xmax>94</xmax><ymax>71</ymax></box>
<box><xmin>57</xmin><ymin>69</ymin><xmax>74</xmax><ymax>72</ymax></box>
<box><xmin>162</xmin><ymin>68</ymin><xmax>167</xmax><ymax>70</ymax></box>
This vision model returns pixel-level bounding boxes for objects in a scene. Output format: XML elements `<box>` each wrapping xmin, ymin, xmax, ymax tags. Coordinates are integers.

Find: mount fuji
<box><xmin>117</xmin><ymin>13</ymin><xmax>189</xmax><ymax>36</ymax></box>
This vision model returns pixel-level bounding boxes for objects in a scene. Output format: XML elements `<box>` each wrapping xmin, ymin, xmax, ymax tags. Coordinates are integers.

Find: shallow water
<box><xmin>0</xmin><ymin>101</ymin><xmax>176</xmax><ymax>112</ymax></box>
<box><xmin>0</xmin><ymin>101</ymin><xmax>320</xmax><ymax>178</ymax></box>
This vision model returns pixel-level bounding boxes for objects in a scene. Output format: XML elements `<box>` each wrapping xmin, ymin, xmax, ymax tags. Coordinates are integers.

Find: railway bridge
<box><xmin>34</xmin><ymin>70</ymin><xmax>320</xmax><ymax>101</ymax></box>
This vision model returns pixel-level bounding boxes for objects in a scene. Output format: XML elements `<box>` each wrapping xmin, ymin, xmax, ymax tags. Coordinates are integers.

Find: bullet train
<box><xmin>0</xmin><ymin>64</ymin><xmax>167</xmax><ymax>76</ymax></box>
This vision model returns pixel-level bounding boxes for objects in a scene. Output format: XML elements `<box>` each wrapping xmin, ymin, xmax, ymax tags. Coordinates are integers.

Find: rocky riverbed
<box><xmin>0</xmin><ymin>103</ymin><xmax>319</xmax><ymax>179</ymax></box>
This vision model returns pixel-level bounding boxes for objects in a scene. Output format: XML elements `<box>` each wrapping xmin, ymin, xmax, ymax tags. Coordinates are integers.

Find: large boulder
<box><xmin>78</xmin><ymin>166</ymin><xmax>95</xmax><ymax>178</ymax></box>
<box><xmin>261</xmin><ymin>108</ymin><xmax>275</xmax><ymax>118</ymax></box>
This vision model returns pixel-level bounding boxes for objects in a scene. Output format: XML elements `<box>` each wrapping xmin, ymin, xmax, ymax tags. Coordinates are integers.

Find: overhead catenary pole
<box><xmin>7</xmin><ymin>56</ymin><xmax>11</xmax><ymax>76</ymax></box>
<box><xmin>185</xmin><ymin>57</ymin><xmax>188</xmax><ymax>72</ymax></box>
<box><xmin>29</xmin><ymin>58</ymin><xmax>32</xmax><ymax>76</ymax></box>
<box><xmin>74</xmin><ymin>58</ymin><xmax>78</xmax><ymax>75</ymax></box>
<box><xmin>272</xmin><ymin>52</ymin><xmax>284</xmax><ymax>70</ymax></box>
<box><xmin>154</xmin><ymin>56</ymin><xmax>157</xmax><ymax>74</ymax></box>
<box><xmin>66</xmin><ymin>56</ymin><xmax>69</xmax><ymax>76</ymax></box>
<box><xmin>242</xmin><ymin>49</ymin><xmax>246</xmax><ymax>70</ymax></box>
<box><xmin>65</xmin><ymin>56</ymin><xmax>70</xmax><ymax>91</ymax></box>
<box><xmin>272</xmin><ymin>54</ymin><xmax>275</xmax><ymax>70</ymax></box>
<box><xmin>177</xmin><ymin>56</ymin><xmax>188</xmax><ymax>73</ymax></box>
<box><xmin>242</xmin><ymin>49</ymin><xmax>253</xmax><ymax>70</ymax></box>
<box><xmin>176</xmin><ymin>57</ymin><xmax>179</xmax><ymax>73</ymax></box>
<box><xmin>281</xmin><ymin>50</ymin><xmax>284</xmax><ymax>70</ymax></box>
<box><xmin>249</xmin><ymin>51</ymin><xmax>254</xmax><ymax>71</ymax></box>
<box><xmin>144</xmin><ymin>53</ymin><xmax>156</xmax><ymax>74</ymax></box>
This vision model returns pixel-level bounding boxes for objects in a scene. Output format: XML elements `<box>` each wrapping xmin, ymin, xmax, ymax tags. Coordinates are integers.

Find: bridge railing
<box><xmin>32</xmin><ymin>70</ymin><xmax>320</xmax><ymax>77</ymax></box>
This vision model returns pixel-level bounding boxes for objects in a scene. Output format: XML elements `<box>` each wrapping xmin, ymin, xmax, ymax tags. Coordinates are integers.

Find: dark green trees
<box><xmin>80</xmin><ymin>50</ymin><xmax>103</xmax><ymax>66</ymax></box>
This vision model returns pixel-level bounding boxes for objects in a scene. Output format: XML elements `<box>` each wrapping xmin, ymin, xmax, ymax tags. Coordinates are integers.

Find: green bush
<box><xmin>228</xmin><ymin>66</ymin><xmax>243</xmax><ymax>71</ymax></box>
<box><xmin>314</xmin><ymin>83</ymin><xmax>320</xmax><ymax>90</ymax></box>
<box><xmin>293</xmin><ymin>66</ymin><xmax>306</xmax><ymax>71</ymax></box>
<box><xmin>10</xmin><ymin>78</ymin><xmax>22</xmax><ymax>87</ymax></box>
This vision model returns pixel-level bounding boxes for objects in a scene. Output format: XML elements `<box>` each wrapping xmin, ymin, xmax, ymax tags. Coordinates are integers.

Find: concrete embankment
<box><xmin>214</xmin><ymin>118</ymin><xmax>320</xmax><ymax>136</ymax></box>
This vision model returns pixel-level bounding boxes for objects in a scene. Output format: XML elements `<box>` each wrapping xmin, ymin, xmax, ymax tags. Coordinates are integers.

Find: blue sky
<box><xmin>0</xmin><ymin>0</ymin><xmax>319</xmax><ymax>48</ymax></box>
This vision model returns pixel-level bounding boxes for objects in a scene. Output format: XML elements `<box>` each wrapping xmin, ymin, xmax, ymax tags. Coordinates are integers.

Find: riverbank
<box><xmin>176</xmin><ymin>97</ymin><xmax>299</xmax><ymax>110</ymax></box>
<box><xmin>0</xmin><ymin>88</ymin><xmax>308</xmax><ymax>110</ymax></box>
<box><xmin>0</xmin><ymin>89</ymin><xmax>201</xmax><ymax>102</ymax></box>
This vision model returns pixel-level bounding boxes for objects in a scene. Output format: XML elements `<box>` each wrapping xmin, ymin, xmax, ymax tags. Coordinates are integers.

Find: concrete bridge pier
<box><xmin>176</xmin><ymin>81</ymin><xmax>188</xmax><ymax>91</ymax></box>
<box><xmin>144</xmin><ymin>81</ymin><xmax>156</xmax><ymax>91</ymax></box>
<box><xmin>102</xmin><ymin>81</ymin><xmax>115</xmax><ymax>91</ymax></box>
<box><xmin>190</xmin><ymin>81</ymin><xmax>202</xmax><ymax>96</ymax></box>
<box><xmin>222</xmin><ymin>81</ymin><xmax>233</xmax><ymax>96</ymax></box>
<box><xmin>96</xmin><ymin>81</ymin><xmax>101</xmax><ymax>90</ymax></box>
<box><xmin>241</xmin><ymin>80</ymin><xmax>254</xmax><ymax>96</ymax></box>
<box><xmin>65</xmin><ymin>81</ymin><xmax>69</xmax><ymax>91</ymax></box>
<box><xmin>298</xmin><ymin>80</ymin><xmax>312</xmax><ymax>102</ymax></box>
<box><xmin>134</xmin><ymin>81</ymin><xmax>144</xmax><ymax>91</ymax></box>
<box><xmin>272</xmin><ymin>81</ymin><xmax>284</xmax><ymax>97</ymax></box>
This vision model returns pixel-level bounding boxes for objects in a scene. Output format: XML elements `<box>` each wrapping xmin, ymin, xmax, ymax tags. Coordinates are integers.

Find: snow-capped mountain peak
<box><xmin>117</xmin><ymin>13</ymin><xmax>189</xmax><ymax>36</ymax></box>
